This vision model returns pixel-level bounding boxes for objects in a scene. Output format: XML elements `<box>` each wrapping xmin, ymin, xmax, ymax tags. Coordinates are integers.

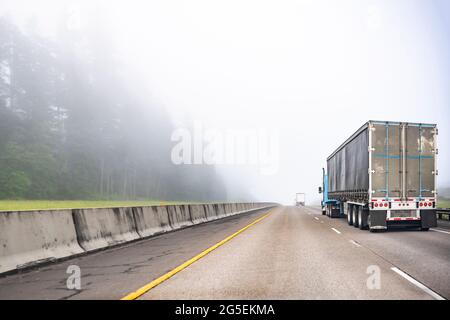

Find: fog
<box><xmin>1</xmin><ymin>0</ymin><xmax>449</xmax><ymax>204</ymax></box>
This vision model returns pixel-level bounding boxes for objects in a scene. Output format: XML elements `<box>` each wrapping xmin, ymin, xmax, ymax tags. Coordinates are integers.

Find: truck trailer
<box><xmin>295</xmin><ymin>193</ymin><xmax>306</xmax><ymax>206</ymax></box>
<box><xmin>319</xmin><ymin>120</ymin><xmax>438</xmax><ymax>232</ymax></box>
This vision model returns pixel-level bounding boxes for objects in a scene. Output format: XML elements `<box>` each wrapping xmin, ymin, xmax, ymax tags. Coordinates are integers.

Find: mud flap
<box><xmin>369</xmin><ymin>211</ymin><xmax>387</xmax><ymax>230</ymax></box>
<box><xmin>420</xmin><ymin>210</ymin><xmax>437</xmax><ymax>228</ymax></box>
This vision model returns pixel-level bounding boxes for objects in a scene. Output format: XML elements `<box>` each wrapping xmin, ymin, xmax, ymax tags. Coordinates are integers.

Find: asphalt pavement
<box><xmin>0</xmin><ymin>206</ymin><xmax>448</xmax><ymax>300</ymax></box>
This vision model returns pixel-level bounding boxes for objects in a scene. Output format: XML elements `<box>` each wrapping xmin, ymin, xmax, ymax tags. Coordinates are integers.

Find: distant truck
<box><xmin>295</xmin><ymin>193</ymin><xmax>306</xmax><ymax>206</ymax></box>
<box><xmin>319</xmin><ymin>121</ymin><xmax>438</xmax><ymax>232</ymax></box>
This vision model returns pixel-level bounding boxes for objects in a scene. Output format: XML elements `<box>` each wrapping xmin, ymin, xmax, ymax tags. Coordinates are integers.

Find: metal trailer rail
<box><xmin>437</xmin><ymin>209</ymin><xmax>450</xmax><ymax>221</ymax></box>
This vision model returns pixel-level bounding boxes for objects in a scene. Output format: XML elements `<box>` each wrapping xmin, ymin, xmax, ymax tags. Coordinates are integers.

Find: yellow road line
<box><xmin>121</xmin><ymin>210</ymin><xmax>273</xmax><ymax>300</ymax></box>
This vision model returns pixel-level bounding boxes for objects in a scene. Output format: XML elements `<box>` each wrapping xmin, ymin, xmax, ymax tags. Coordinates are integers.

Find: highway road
<box><xmin>0</xmin><ymin>206</ymin><xmax>449</xmax><ymax>300</ymax></box>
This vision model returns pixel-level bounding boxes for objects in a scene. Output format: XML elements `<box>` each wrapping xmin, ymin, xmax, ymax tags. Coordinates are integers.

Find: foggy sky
<box><xmin>2</xmin><ymin>0</ymin><xmax>449</xmax><ymax>205</ymax></box>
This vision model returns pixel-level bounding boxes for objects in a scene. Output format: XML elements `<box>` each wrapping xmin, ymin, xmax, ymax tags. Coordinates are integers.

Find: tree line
<box><xmin>0</xmin><ymin>15</ymin><xmax>230</xmax><ymax>201</ymax></box>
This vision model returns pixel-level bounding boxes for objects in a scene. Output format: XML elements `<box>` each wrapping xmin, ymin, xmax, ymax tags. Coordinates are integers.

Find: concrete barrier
<box><xmin>230</xmin><ymin>203</ymin><xmax>250</xmax><ymax>216</ymax></box>
<box><xmin>204</xmin><ymin>204</ymin><xmax>218</xmax><ymax>221</ymax></box>
<box><xmin>72</xmin><ymin>207</ymin><xmax>140</xmax><ymax>252</ymax></box>
<box><xmin>166</xmin><ymin>205</ymin><xmax>193</xmax><ymax>229</ymax></box>
<box><xmin>0</xmin><ymin>202</ymin><xmax>277</xmax><ymax>275</ymax></box>
<box><xmin>216</xmin><ymin>203</ymin><xmax>226</xmax><ymax>218</ymax></box>
<box><xmin>133</xmin><ymin>206</ymin><xmax>172</xmax><ymax>238</ymax></box>
<box><xmin>224</xmin><ymin>203</ymin><xmax>233</xmax><ymax>215</ymax></box>
<box><xmin>189</xmin><ymin>205</ymin><xmax>208</xmax><ymax>224</ymax></box>
<box><xmin>0</xmin><ymin>210</ymin><xmax>84</xmax><ymax>274</ymax></box>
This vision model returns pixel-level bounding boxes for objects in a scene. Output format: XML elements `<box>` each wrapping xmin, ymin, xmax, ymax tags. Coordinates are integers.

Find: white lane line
<box><xmin>331</xmin><ymin>228</ymin><xmax>341</xmax><ymax>234</ymax></box>
<box><xmin>390</xmin><ymin>267</ymin><xmax>445</xmax><ymax>300</ymax></box>
<box><xmin>314</xmin><ymin>217</ymin><xmax>319</xmax><ymax>221</ymax></box>
<box><xmin>349</xmin><ymin>240</ymin><xmax>361</xmax><ymax>247</ymax></box>
<box><xmin>431</xmin><ymin>228</ymin><xmax>450</xmax><ymax>235</ymax></box>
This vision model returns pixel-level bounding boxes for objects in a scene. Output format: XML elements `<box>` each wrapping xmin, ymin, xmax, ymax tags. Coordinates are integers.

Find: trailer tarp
<box><xmin>327</xmin><ymin>125</ymin><xmax>369</xmax><ymax>193</ymax></box>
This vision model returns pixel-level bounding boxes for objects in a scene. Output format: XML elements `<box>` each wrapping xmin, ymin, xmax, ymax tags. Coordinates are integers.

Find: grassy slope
<box><xmin>438</xmin><ymin>199</ymin><xmax>450</xmax><ymax>209</ymax></box>
<box><xmin>0</xmin><ymin>200</ymin><xmax>190</xmax><ymax>211</ymax></box>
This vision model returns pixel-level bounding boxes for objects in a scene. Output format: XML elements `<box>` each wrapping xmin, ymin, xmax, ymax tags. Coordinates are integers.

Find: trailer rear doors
<box><xmin>369</xmin><ymin>122</ymin><xmax>436</xmax><ymax>200</ymax></box>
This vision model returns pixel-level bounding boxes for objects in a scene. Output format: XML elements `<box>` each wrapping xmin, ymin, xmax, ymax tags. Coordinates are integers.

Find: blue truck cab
<box><xmin>320</xmin><ymin>168</ymin><xmax>341</xmax><ymax>218</ymax></box>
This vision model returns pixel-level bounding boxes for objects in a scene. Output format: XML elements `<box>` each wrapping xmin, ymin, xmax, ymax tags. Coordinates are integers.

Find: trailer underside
<box><xmin>322</xmin><ymin>200</ymin><xmax>437</xmax><ymax>232</ymax></box>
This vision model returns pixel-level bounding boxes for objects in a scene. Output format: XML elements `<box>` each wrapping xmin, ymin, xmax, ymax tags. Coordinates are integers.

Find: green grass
<box><xmin>0</xmin><ymin>200</ymin><xmax>189</xmax><ymax>211</ymax></box>
<box><xmin>437</xmin><ymin>199</ymin><xmax>450</xmax><ymax>209</ymax></box>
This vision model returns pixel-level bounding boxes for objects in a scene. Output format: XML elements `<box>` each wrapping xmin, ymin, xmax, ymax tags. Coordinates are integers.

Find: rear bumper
<box><xmin>386</xmin><ymin>220</ymin><xmax>422</xmax><ymax>228</ymax></box>
<box><xmin>369</xmin><ymin>209</ymin><xmax>437</xmax><ymax>229</ymax></box>
<box><xmin>386</xmin><ymin>217</ymin><xmax>420</xmax><ymax>221</ymax></box>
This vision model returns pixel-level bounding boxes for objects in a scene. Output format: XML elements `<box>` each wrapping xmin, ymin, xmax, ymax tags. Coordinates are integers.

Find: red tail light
<box><xmin>384</xmin><ymin>203</ymin><xmax>388</xmax><ymax>207</ymax></box>
<box><xmin>419</xmin><ymin>202</ymin><xmax>423</xmax><ymax>207</ymax></box>
<box><xmin>375</xmin><ymin>203</ymin><xmax>378</xmax><ymax>207</ymax></box>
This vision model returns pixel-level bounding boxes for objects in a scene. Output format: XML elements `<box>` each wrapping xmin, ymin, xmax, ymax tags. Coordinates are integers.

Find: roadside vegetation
<box><xmin>0</xmin><ymin>200</ymin><xmax>191</xmax><ymax>211</ymax></box>
<box><xmin>438</xmin><ymin>199</ymin><xmax>450</xmax><ymax>209</ymax></box>
<box><xmin>0</xmin><ymin>17</ymin><xmax>235</xmax><ymax>203</ymax></box>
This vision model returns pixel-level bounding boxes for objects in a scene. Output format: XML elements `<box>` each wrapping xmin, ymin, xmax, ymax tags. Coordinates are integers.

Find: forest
<box><xmin>0</xmin><ymin>15</ymin><xmax>231</xmax><ymax>201</ymax></box>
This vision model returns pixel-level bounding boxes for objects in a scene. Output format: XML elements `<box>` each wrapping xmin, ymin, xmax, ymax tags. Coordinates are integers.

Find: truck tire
<box><xmin>421</xmin><ymin>227</ymin><xmax>429</xmax><ymax>231</ymax></box>
<box><xmin>353</xmin><ymin>206</ymin><xmax>359</xmax><ymax>228</ymax></box>
<box><xmin>359</xmin><ymin>209</ymin><xmax>368</xmax><ymax>230</ymax></box>
<box><xmin>347</xmin><ymin>204</ymin><xmax>353</xmax><ymax>225</ymax></box>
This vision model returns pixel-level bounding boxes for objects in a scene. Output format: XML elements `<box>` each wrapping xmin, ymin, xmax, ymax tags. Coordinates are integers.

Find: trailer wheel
<box><xmin>347</xmin><ymin>205</ymin><xmax>353</xmax><ymax>225</ymax></box>
<box><xmin>353</xmin><ymin>206</ymin><xmax>359</xmax><ymax>228</ymax></box>
<box><xmin>359</xmin><ymin>209</ymin><xmax>368</xmax><ymax>230</ymax></box>
<box><xmin>420</xmin><ymin>227</ymin><xmax>429</xmax><ymax>231</ymax></box>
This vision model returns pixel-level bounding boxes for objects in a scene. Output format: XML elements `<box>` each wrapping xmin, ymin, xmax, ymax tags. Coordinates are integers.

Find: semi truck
<box><xmin>295</xmin><ymin>193</ymin><xmax>306</xmax><ymax>206</ymax></box>
<box><xmin>319</xmin><ymin>120</ymin><xmax>438</xmax><ymax>232</ymax></box>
